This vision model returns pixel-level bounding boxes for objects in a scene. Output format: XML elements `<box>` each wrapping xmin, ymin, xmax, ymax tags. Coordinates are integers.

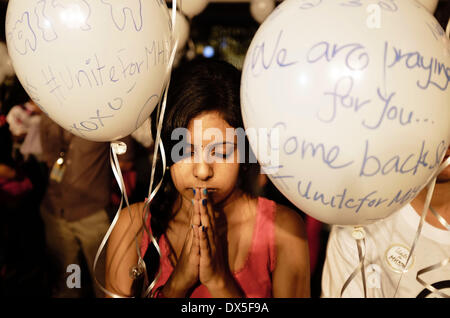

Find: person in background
<box><xmin>39</xmin><ymin>114</ymin><xmax>134</xmax><ymax>297</ymax></box>
<box><xmin>6</xmin><ymin>97</ymin><xmax>43</xmax><ymax>162</ymax></box>
<box><xmin>321</xmin><ymin>146</ymin><xmax>450</xmax><ymax>298</ymax></box>
<box><xmin>0</xmin><ymin>80</ymin><xmax>49</xmax><ymax>295</ymax></box>
<box><xmin>105</xmin><ymin>58</ymin><xmax>310</xmax><ymax>298</ymax></box>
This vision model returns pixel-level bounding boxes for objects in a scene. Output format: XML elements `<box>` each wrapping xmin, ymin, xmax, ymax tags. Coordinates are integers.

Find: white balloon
<box><xmin>241</xmin><ymin>0</ymin><xmax>450</xmax><ymax>226</ymax></box>
<box><xmin>415</xmin><ymin>0</ymin><xmax>439</xmax><ymax>14</ymax></box>
<box><xmin>250</xmin><ymin>0</ymin><xmax>275</xmax><ymax>24</ymax></box>
<box><xmin>168</xmin><ymin>9</ymin><xmax>190</xmax><ymax>67</ymax></box>
<box><xmin>447</xmin><ymin>18</ymin><xmax>450</xmax><ymax>38</ymax></box>
<box><xmin>6</xmin><ymin>0</ymin><xmax>172</xmax><ymax>142</ymax></box>
<box><xmin>180</xmin><ymin>0</ymin><xmax>209</xmax><ymax>19</ymax></box>
<box><xmin>170</xmin><ymin>9</ymin><xmax>190</xmax><ymax>52</ymax></box>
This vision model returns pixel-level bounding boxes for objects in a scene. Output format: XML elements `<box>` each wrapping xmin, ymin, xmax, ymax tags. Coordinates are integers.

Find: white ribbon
<box><xmin>341</xmin><ymin>156</ymin><xmax>450</xmax><ymax>298</ymax></box>
<box><xmin>341</xmin><ymin>227</ymin><xmax>367</xmax><ymax>297</ymax></box>
<box><xmin>414</xmin><ymin>157</ymin><xmax>450</xmax><ymax>298</ymax></box>
<box><xmin>393</xmin><ymin>156</ymin><xmax>450</xmax><ymax>297</ymax></box>
<box><xmin>91</xmin><ymin>0</ymin><xmax>179</xmax><ymax>298</ymax></box>
<box><xmin>92</xmin><ymin>141</ymin><xmax>134</xmax><ymax>298</ymax></box>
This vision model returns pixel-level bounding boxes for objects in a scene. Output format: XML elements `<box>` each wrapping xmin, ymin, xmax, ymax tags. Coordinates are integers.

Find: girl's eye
<box><xmin>176</xmin><ymin>144</ymin><xmax>196</xmax><ymax>161</ymax></box>
<box><xmin>214</xmin><ymin>152</ymin><xmax>228</xmax><ymax>159</ymax></box>
<box><xmin>211</xmin><ymin>145</ymin><xmax>234</xmax><ymax>159</ymax></box>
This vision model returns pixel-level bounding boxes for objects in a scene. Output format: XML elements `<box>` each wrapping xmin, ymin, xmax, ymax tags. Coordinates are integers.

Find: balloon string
<box><xmin>141</xmin><ymin>138</ymin><xmax>166</xmax><ymax>298</ymax></box>
<box><xmin>415</xmin><ymin>158</ymin><xmax>450</xmax><ymax>298</ymax></box>
<box><xmin>139</xmin><ymin>0</ymin><xmax>179</xmax><ymax>298</ymax></box>
<box><xmin>92</xmin><ymin>141</ymin><xmax>134</xmax><ymax>298</ymax></box>
<box><xmin>392</xmin><ymin>157</ymin><xmax>450</xmax><ymax>297</ymax></box>
<box><xmin>416</xmin><ymin>258</ymin><xmax>450</xmax><ymax>298</ymax></box>
<box><xmin>357</xmin><ymin>237</ymin><xmax>367</xmax><ymax>298</ymax></box>
<box><xmin>147</xmin><ymin>0</ymin><xmax>178</xmax><ymax>198</ymax></box>
<box><xmin>141</xmin><ymin>59</ymin><xmax>173</xmax><ymax>298</ymax></box>
<box><xmin>341</xmin><ymin>227</ymin><xmax>367</xmax><ymax>297</ymax></box>
<box><xmin>88</xmin><ymin>1</ymin><xmax>179</xmax><ymax>298</ymax></box>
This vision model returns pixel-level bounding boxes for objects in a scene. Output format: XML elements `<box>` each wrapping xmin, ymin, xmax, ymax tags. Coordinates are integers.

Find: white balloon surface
<box><xmin>250</xmin><ymin>0</ymin><xmax>275</xmax><ymax>24</ymax></box>
<box><xmin>416</xmin><ymin>0</ymin><xmax>439</xmax><ymax>13</ymax></box>
<box><xmin>241</xmin><ymin>0</ymin><xmax>450</xmax><ymax>225</ymax></box>
<box><xmin>173</xmin><ymin>9</ymin><xmax>190</xmax><ymax>51</ymax></box>
<box><xmin>170</xmin><ymin>8</ymin><xmax>190</xmax><ymax>67</ymax></box>
<box><xmin>180</xmin><ymin>0</ymin><xmax>209</xmax><ymax>19</ymax></box>
<box><xmin>6</xmin><ymin>0</ymin><xmax>172</xmax><ymax>142</ymax></box>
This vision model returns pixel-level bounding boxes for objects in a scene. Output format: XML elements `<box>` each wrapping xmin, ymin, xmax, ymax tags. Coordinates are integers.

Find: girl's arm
<box><xmin>272</xmin><ymin>204</ymin><xmax>311</xmax><ymax>297</ymax></box>
<box><xmin>105</xmin><ymin>202</ymin><xmax>145</xmax><ymax>297</ymax></box>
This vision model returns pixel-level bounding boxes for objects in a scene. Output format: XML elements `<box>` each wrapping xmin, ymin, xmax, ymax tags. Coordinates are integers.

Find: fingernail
<box><xmin>203</xmin><ymin>188</ymin><xmax>208</xmax><ymax>196</ymax></box>
<box><xmin>202</xmin><ymin>199</ymin><xmax>207</xmax><ymax>206</ymax></box>
<box><xmin>193</xmin><ymin>188</ymin><xmax>196</xmax><ymax>195</ymax></box>
<box><xmin>191</xmin><ymin>199</ymin><xmax>194</xmax><ymax>205</ymax></box>
<box><xmin>201</xmin><ymin>225</ymin><xmax>206</xmax><ymax>232</ymax></box>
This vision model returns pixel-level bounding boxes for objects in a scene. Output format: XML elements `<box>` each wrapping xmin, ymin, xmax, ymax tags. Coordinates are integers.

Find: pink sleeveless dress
<box><xmin>140</xmin><ymin>197</ymin><xmax>276</xmax><ymax>298</ymax></box>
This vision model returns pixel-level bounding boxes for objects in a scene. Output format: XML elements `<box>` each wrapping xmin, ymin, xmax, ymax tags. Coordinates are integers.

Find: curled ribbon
<box><xmin>91</xmin><ymin>0</ymin><xmax>180</xmax><ymax>298</ymax></box>
<box><xmin>92</xmin><ymin>140</ymin><xmax>134</xmax><ymax>298</ymax></box>
<box><xmin>341</xmin><ymin>227</ymin><xmax>367</xmax><ymax>297</ymax></box>
<box><xmin>341</xmin><ymin>156</ymin><xmax>450</xmax><ymax>298</ymax></box>
<box><xmin>416</xmin><ymin>258</ymin><xmax>450</xmax><ymax>298</ymax></box>
<box><xmin>139</xmin><ymin>2</ymin><xmax>180</xmax><ymax>298</ymax></box>
<box><xmin>393</xmin><ymin>156</ymin><xmax>450</xmax><ymax>298</ymax></box>
<box><xmin>414</xmin><ymin>158</ymin><xmax>450</xmax><ymax>298</ymax></box>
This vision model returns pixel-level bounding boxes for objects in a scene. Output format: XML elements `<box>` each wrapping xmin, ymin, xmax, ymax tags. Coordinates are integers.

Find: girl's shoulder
<box><xmin>272</xmin><ymin>201</ymin><xmax>307</xmax><ymax>237</ymax></box>
<box><xmin>255</xmin><ymin>196</ymin><xmax>306</xmax><ymax>236</ymax></box>
<box><xmin>115</xmin><ymin>201</ymin><xmax>148</xmax><ymax>234</ymax></box>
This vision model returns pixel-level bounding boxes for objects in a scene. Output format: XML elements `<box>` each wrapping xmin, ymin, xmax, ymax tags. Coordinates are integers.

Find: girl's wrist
<box><xmin>162</xmin><ymin>276</ymin><xmax>191</xmax><ymax>298</ymax></box>
<box><xmin>205</xmin><ymin>274</ymin><xmax>245</xmax><ymax>298</ymax></box>
<box><xmin>204</xmin><ymin>277</ymin><xmax>226</xmax><ymax>293</ymax></box>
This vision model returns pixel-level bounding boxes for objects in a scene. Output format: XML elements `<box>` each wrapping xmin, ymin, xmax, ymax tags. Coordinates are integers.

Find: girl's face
<box><xmin>170</xmin><ymin>111</ymin><xmax>241</xmax><ymax>206</ymax></box>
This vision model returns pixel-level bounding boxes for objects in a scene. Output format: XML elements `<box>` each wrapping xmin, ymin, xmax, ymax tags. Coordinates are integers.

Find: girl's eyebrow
<box><xmin>209</xmin><ymin>141</ymin><xmax>236</xmax><ymax>147</ymax></box>
<box><xmin>187</xmin><ymin>141</ymin><xmax>237</xmax><ymax>148</ymax></box>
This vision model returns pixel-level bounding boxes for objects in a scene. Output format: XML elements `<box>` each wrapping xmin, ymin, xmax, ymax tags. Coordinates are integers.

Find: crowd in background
<box><xmin>0</xmin><ymin>76</ymin><xmax>158</xmax><ymax>297</ymax></box>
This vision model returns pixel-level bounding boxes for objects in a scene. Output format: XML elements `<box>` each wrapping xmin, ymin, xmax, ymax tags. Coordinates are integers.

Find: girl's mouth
<box><xmin>189</xmin><ymin>187</ymin><xmax>217</xmax><ymax>193</ymax></box>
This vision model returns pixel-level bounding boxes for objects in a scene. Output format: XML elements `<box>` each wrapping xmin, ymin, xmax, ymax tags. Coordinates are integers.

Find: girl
<box><xmin>105</xmin><ymin>59</ymin><xmax>310</xmax><ymax>298</ymax></box>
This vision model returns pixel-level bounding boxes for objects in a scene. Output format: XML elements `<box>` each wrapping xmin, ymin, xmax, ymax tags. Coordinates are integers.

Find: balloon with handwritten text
<box><xmin>5</xmin><ymin>0</ymin><xmax>172</xmax><ymax>142</ymax></box>
<box><xmin>241</xmin><ymin>0</ymin><xmax>450</xmax><ymax>225</ymax></box>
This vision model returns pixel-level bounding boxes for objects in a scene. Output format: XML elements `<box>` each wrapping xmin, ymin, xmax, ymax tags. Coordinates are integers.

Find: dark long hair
<box><xmin>143</xmin><ymin>58</ymin><xmax>260</xmax><ymax>281</ymax></box>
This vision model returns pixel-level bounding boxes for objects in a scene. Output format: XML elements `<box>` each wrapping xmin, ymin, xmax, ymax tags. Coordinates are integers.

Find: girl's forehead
<box><xmin>187</xmin><ymin>111</ymin><xmax>233</xmax><ymax>132</ymax></box>
<box><xmin>185</xmin><ymin>111</ymin><xmax>237</xmax><ymax>145</ymax></box>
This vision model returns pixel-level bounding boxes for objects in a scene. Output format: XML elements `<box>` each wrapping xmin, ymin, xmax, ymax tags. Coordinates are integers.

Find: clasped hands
<box><xmin>165</xmin><ymin>187</ymin><xmax>235</xmax><ymax>297</ymax></box>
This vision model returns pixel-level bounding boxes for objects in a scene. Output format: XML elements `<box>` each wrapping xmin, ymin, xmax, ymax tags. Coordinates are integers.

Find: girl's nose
<box><xmin>193</xmin><ymin>157</ymin><xmax>213</xmax><ymax>180</ymax></box>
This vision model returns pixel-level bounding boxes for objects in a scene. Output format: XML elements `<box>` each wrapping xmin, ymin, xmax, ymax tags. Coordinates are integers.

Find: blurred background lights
<box><xmin>203</xmin><ymin>45</ymin><xmax>215</xmax><ymax>58</ymax></box>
